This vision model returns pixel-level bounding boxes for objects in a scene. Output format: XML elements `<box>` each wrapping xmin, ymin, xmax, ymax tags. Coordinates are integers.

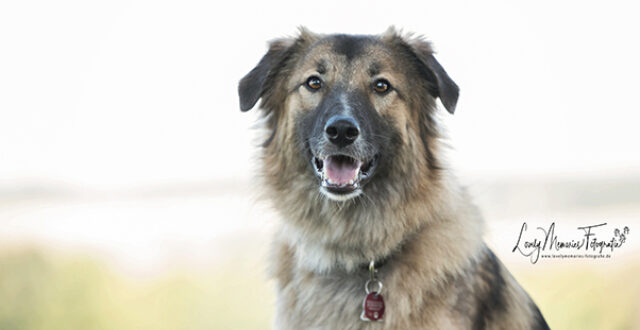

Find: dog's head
<box><xmin>239</xmin><ymin>27</ymin><xmax>458</xmax><ymax>206</ymax></box>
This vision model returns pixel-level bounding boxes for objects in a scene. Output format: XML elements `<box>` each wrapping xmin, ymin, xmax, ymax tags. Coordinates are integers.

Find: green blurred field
<box><xmin>513</xmin><ymin>264</ymin><xmax>640</xmax><ymax>330</ymax></box>
<box><xmin>1</xmin><ymin>248</ymin><xmax>639</xmax><ymax>330</ymax></box>
<box><xmin>0</xmin><ymin>248</ymin><xmax>274</xmax><ymax>330</ymax></box>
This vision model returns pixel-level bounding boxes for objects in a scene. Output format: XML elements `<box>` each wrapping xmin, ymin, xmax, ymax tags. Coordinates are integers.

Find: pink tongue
<box><xmin>325</xmin><ymin>157</ymin><xmax>361</xmax><ymax>185</ymax></box>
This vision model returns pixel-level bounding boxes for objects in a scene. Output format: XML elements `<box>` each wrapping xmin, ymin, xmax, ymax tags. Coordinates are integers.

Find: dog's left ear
<box><xmin>238</xmin><ymin>38</ymin><xmax>294</xmax><ymax>112</ymax></box>
<box><xmin>239</xmin><ymin>28</ymin><xmax>316</xmax><ymax>112</ymax></box>
<box><xmin>406</xmin><ymin>37</ymin><xmax>460</xmax><ymax>114</ymax></box>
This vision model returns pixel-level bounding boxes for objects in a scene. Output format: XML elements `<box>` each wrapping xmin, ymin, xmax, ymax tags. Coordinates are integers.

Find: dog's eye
<box><xmin>373</xmin><ymin>79</ymin><xmax>391</xmax><ymax>94</ymax></box>
<box><xmin>306</xmin><ymin>76</ymin><xmax>323</xmax><ymax>90</ymax></box>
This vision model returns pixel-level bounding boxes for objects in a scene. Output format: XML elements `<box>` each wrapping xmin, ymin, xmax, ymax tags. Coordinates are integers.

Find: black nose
<box><xmin>324</xmin><ymin>115</ymin><xmax>360</xmax><ymax>147</ymax></box>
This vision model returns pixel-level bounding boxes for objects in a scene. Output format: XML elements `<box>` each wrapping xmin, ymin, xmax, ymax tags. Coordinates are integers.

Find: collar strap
<box><xmin>359</xmin><ymin>256</ymin><xmax>389</xmax><ymax>272</ymax></box>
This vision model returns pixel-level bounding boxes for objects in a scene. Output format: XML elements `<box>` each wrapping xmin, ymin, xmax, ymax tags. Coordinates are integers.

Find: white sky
<box><xmin>1</xmin><ymin>0</ymin><xmax>639</xmax><ymax>190</ymax></box>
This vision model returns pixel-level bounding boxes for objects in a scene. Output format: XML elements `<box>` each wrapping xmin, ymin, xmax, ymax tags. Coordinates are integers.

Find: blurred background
<box><xmin>1</xmin><ymin>0</ymin><xmax>639</xmax><ymax>329</ymax></box>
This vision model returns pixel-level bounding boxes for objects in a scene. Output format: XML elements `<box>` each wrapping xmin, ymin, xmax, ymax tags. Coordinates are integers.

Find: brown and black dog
<box><xmin>238</xmin><ymin>27</ymin><xmax>549</xmax><ymax>330</ymax></box>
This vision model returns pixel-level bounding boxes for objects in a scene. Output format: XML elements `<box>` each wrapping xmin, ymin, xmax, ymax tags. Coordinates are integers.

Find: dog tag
<box><xmin>360</xmin><ymin>292</ymin><xmax>385</xmax><ymax>321</ymax></box>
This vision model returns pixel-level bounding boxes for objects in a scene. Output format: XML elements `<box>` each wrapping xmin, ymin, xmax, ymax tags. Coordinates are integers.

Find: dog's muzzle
<box><xmin>312</xmin><ymin>154</ymin><xmax>378</xmax><ymax>197</ymax></box>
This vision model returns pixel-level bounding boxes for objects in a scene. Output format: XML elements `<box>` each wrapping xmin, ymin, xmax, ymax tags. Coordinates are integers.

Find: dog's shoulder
<box><xmin>472</xmin><ymin>248</ymin><xmax>550</xmax><ymax>330</ymax></box>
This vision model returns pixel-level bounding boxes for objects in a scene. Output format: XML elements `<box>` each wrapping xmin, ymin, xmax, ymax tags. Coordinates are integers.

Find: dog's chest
<box><xmin>273</xmin><ymin>260</ymin><xmax>470</xmax><ymax>330</ymax></box>
<box><xmin>276</xmin><ymin>270</ymin><xmax>386</xmax><ymax>330</ymax></box>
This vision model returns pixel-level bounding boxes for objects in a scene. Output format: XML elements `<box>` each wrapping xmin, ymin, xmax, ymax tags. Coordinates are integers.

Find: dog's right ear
<box><xmin>383</xmin><ymin>27</ymin><xmax>459</xmax><ymax>114</ymax></box>
<box><xmin>238</xmin><ymin>38</ymin><xmax>295</xmax><ymax>112</ymax></box>
<box><xmin>411</xmin><ymin>43</ymin><xmax>460</xmax><ymax>115</ymax></box>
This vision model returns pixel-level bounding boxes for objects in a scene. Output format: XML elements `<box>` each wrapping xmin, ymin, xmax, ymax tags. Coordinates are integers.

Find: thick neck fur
<box><xmin>261</xmin><ymin>140</ymin><xmax>484</xmax><ymax>275</ymax></box>
<box><xmin>288</xmin><ymin>191</ymin><xmax>482</xmax><ymax>274</ymax></box>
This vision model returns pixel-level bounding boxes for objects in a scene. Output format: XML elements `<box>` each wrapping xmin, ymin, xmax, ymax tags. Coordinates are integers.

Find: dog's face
<box><xmin>239</xmin><ymin>28</ymin><xmax>458</xmax><ymax>205</ymax></box>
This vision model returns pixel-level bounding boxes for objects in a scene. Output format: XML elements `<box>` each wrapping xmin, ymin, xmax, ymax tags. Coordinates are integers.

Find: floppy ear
<box><xmin>409</xmin><ymin>40</ymin><xmax>460</xmax><ymax>114</ymax></box>
<box><xmin>238</xmin><ymin>39</ymin><xmax>294</xmax><ymax>112</ymax></box>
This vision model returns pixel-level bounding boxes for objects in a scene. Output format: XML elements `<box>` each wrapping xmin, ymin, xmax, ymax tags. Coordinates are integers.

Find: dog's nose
<box><xmin>324</xmin><ymin>116</ymin><xmax>360</xmax><ymax>147</ymax></box>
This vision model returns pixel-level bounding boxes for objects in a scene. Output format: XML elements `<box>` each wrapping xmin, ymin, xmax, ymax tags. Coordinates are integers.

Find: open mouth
<box><xmin>312</xmin><ymin>154</ymin><xmax>378</xmax><ymax>195</ymax></box>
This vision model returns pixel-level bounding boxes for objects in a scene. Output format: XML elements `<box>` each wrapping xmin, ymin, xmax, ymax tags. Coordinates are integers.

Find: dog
<box><xmin>238</xmin><ymin>27</ymin><xmax>550</xmax><ymax>330</ymax></box>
